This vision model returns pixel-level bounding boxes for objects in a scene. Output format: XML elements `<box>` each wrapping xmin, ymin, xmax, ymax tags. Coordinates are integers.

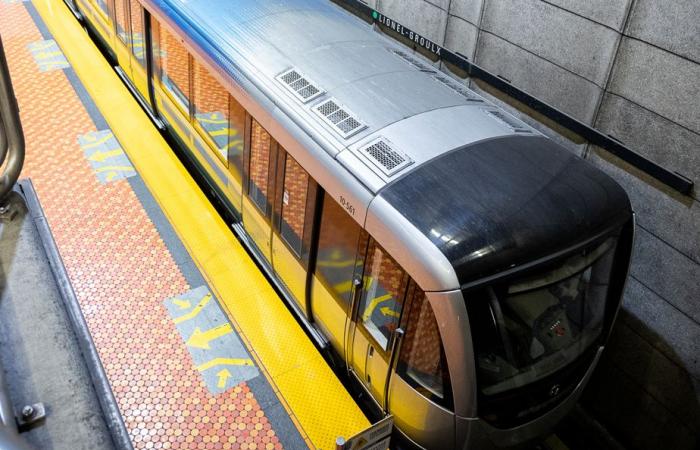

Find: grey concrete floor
<box><xmin>0</xmin><ymin>188</ymin><xmax>114</xmax><ymax>450</ymax></box>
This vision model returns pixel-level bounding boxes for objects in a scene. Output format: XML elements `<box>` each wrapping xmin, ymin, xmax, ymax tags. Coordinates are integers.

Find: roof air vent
<box><xmin>358</xmin><ymin>137</ymin><xmax>413</xmax><ymax>177</ymax></box>
<box><xmin>392</xmin><ymin>49</ymin><xmax>437</xmax><ymax>73</ymax></box>
<box><xmin>433</xmin><ymin>74</ymin><xmax>484</xmax><ymax>102</ymax></box>
<box><xmin>313</xmin><ymin>98</ymin><xmax>367</xmax><ymax>139</ymax></box>
<box><xmin>276</xmin><ymin>68</ymin><xmax>325</xmax><ymax>103</ymax></box>
<box><xmin>484</xmin><ymin>109</ymin><xmax>531</xmax><ymax>133</ymax></box>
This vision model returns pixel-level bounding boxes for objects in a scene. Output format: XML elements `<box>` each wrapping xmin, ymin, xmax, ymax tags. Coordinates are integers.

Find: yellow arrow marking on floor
<box><xmin>216</xmin><ymin>369</ymin><xmax>231</xmax><ymax>389</ymax></box>
<box><xmin>186</xmin><ymin>323</ymin><xmax>233</xmax><ymax>350</ymax></box>
<box><xmin>195</xmin><ymin>358</ymin><xmax>255</xmax><ymax>372</ymax></box>
<box><xmin>362</xmin><ymin>293</ymin><xmax>393</xmax><ymax>322</ymax></box>
<box><xmin>81</xmin><ymin>132</ymin><xmax>115</xmax><ymax>149</ymax></box>
<box><xmin>35</xmin><ymin>50</ymin><xmax>64</xmax><ymax>59</ymax></box>
<box><xmin>173</xmin><ymin>293</ymin><xmax>212</xmax><ymax>324</ymax></box>
<box><xmin>380</xmin><ymin>306</ymin><xmax>400</xmax><ymax>318</ymax></box>
<box><xmin>172</xmin><ymin>298</ymin><xmax>191</xmax><ymax>310</ymax></box>
<box><xmin>89</xmin><ymin>148</ymin><xmax>123</xmax><ymax>162</ymax></box>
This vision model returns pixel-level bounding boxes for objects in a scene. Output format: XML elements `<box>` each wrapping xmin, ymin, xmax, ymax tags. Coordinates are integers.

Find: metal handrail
<box><xmin>0</xmin><ymin>35</ymin><xmax>25</xmax><ymax>202</ymax></box>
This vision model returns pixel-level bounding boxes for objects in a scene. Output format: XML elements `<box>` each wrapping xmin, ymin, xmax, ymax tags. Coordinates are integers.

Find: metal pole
<box><xmin>335</xmin><ymin>436</ymin><xmax>346</xmax><ymax>450</ymax></box>
<box><xmin>0</xmin><ymin>35</ymin><xmax>25</xmax><ymax>202</ymax></box>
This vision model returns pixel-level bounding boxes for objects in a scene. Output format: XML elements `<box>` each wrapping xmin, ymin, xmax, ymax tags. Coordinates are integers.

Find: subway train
<box><xmin>68</xmin><ymin>0</ymin><xmax>635</xmax><ymax>448</ymax></box>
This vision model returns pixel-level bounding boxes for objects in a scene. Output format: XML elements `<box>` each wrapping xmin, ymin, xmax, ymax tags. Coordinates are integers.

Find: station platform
<box><xmin>0</xmin><ymin>0</ymin><xmax>369</xmax><ymax>448</ymax></box>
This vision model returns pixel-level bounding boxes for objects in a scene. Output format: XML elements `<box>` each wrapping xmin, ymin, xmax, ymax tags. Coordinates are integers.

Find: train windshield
<box><xmin>466</xmin><ymin>237</ymin><xmax>617</xmax><ymax>396</ymax></box>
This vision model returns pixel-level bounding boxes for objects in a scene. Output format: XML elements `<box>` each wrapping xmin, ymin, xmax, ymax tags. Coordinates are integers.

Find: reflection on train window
<box><xmin>128</xmin><ymin>1</ymin><xmax>145</xmax><ymax>65</ymax></box>
<box><xmin>158</xmin><ymin>25</ymin><xmax>191</xmax><ymax>111</ymax></box>
<box><xmin>94</xmin><ymin>0</ymin><xmax>110</xmax><ymax>17</ymax></box>
<box><xmin>114</xmin><ymin>0</ymin><xmax>127</xmax><ymax>42</ymax></box>
<box><xmin>315</xmin><ymin>193</ymin><xmax>362</xmax><ymax>308</ymax></box>
<box><xmin>249</xmin><ymin>120</ymin><xmax>272</xmax><ymax>215</ymax></box>
<box><xmin>228</xmin><ymin>96</ymin><xmax>246</xmax><ymax>184</ymax></box>
<box><xmin>280</xmin><ymin>154</ymin><xmax>309</xmax><ymax>256</ymax></box>
<box><xmin>359</xmin><ymin>240</ymin><xmax>407</xmax><ymax>350</ymax></box>
<box><xmin>193</xmin><ymin>61</ymin><xmax>230</xmax><ymax>164</ymax></box>
<box><xmin>467</xmin><ymin>238</ymin><xmax>617</xmax><ymax>396</ymax></box>
<box><xmin>399</xmin><ymin>283</ymin><xmax>451</xmax><ymax>406</ymax></box>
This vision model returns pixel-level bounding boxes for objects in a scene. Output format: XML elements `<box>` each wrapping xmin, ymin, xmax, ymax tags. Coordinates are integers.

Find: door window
<box><xmin>228</xmin><ymin>96</ymin><xmax>246</xmax><ymax>184</ymax></box>
<box><xmin>157</xmin><ymin>25</ymin><xmax>191</xmax><ymax>112</ymax></box>
<box><xmin>280</xmin><ymin>154</ymin><xmax>309</xmax><ymax>256</ymax></box>
<box><xmin>358</xmin><ymin>240</ymin><xmax>407</xmax><ymax>350</ymax></box>
<box><xmin>128</xmin><ymin>0</ymin><xmax>145</xmax><ymax>65</ymax></box>
<box><xmin>114</xmin><ymin>0</ymin><xmax>128</xmax><ymax>42</ymax></box>
<box><xmin>248</xmin><ymin>120</ymin><xmax>273</xmax><ymax>215</ymax></box>
<box><xmin>398</xmin><ymin>282</ymin><xmax>451</xmax><ymax>407</ymax></box>
<box><xmin>193</xmin><ymin>61</ymin><xmax>230</xmax><ymax>164</ymax></box>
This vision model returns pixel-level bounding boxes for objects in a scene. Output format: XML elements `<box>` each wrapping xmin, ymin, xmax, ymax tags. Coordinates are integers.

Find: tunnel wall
<box><xmin>360</xmin><ymin>0</ymin><xmax>700</xmax><ymax>448</ymax></box>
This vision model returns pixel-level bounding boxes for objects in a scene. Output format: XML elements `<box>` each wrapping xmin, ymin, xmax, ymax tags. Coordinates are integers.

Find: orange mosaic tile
<box><xmin>0</xmin><ymin>2</ymin><xmax>296</xmax><ymax>449</ymax></box>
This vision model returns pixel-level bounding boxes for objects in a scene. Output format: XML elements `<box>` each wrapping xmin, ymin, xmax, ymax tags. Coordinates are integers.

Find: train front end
<box><xmin>380</xmin><ymin>134</ymin><xmax>633</xmax><ymax>449</ymax></box>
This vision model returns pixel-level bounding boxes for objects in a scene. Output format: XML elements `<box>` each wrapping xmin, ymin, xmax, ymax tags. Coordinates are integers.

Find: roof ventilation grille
<box><xmin>276</xmin><ymin>68</ymin><xmax>325</xmax><ymax>103</ymax></box>
<box><xmin>433</xmin><ymin>74</ymin><xmax>484</xmax><ymax>103</ymax></box>
<box><xmin>359</xmin><ymin>137</ymin><xmax>413</xmax><ymax>177</ymax></box>
<box><xmin>313</xmin><ymin>98</ymin><xmax>367</xmax><ymax>139</ymax></box>
<box><xmin>392</xmin><ymin>49</ymin><xmax>437</xmax><ymax>73</ymax></box>
<box><xmin>484</xmin><ymin>109</ymin><xmax>532</xmax><ymax>133</ymax></box>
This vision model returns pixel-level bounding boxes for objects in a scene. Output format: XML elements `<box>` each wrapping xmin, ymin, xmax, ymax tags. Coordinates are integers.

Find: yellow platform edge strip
<box><xmin>31</xmin><ymin>0</ymin><xmax>369</xmax><ymax>447</ymax></box>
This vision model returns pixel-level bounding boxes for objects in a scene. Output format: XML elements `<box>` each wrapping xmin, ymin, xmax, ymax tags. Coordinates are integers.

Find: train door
<box><xmin>242</xmin><ymin>119</ymin><xmax>276</xmax><ymax>262</ymax></box>
<box><xmin>350</xmin><ymin>238</ymin><xmax>408</xmax><ymax>409</ymax></box>
<box><xmin>310</xmin><ymin>193</ymin><xmax>363</xmax><ymax>356</ymax></box>
<box><xmin>126</xmin><ymin>0</ymin><xmax>150</xmax><ymax>102</ymax></box>
<box><xmin>112</xmin><ymin>0</ymin><xmax>132</xmax><ymax>72</ymax></box>
<box><xmin>76</xmin><ymin>0</ymin><xmax>114</xmax><ymax>47</ymax></box>
<box><xmin>270</xmin><ymin>150</ymin><xmax>317</xmax><ymax>315</ymax></box>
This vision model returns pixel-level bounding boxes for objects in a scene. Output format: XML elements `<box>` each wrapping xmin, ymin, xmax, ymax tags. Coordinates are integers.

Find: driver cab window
<box><xmin>358</xmin><ymin>239</ymin><xmax>407</xmax><ymax>351</ymax></box>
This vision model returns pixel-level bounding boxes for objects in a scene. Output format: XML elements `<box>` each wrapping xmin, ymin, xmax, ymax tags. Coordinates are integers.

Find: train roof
<box><xmin>159</xmin><ymin>0</ymin><xmax>534</xmax><ymax>192</ymax></box>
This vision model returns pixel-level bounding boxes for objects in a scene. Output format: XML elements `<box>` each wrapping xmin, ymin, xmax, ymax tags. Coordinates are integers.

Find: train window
<box><xmin>315</xmin><ymin>193</ymin><xmax>363</xmax><ymax>309</ymax></box>
<box><xmin>193</xmin><ymin>61</ymin><xmax>230</xmax><ymax>164</ymax></box>
<box><xmin>128</xmin><ymin>1</ymin><xmax>145</xmax><ymax>66</ymax></box>
<box><xmin>94</xmin><ymin>0</ymin><xmax>110</xmax><ymax>17</ymax></box>
<box><xmin>158</xmin><ymin>25</ymin><xmax>191</xmax><ymax>112</ymax></box>
<box><xmin>228</xmin><ymin>96</ymin><xmax>246</xmax><ymax>184</ymax></box>
<box><xmin>398</xmin><ymin>282</ymin><xmax>452</xmax><ymax>408</ymax></box>
<box><xmin>280</xmin><ymin>154</ymin><xmax>309</xmax><ymax>256</ymax></box>
<box><xmin>358</xmin><ymin>240</ymin><xmax>407</xmax><ymax>351</ymax></box>
<box><xmin>248</xmin><ymin>120</ymin><xmax>273</xmax><ymax>215</ymax></box>
<box><xmin>114</xmin><ymin>0</ymin><xmax>128</xmax><ymax>42</ymax></box>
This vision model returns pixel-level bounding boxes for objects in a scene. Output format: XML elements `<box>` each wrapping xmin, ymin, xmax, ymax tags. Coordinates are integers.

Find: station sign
<box><xmin>338</xmin><ymin>415</ymin><xmax>393</xmax><ymax>450</ymax></box>
<box><xmin>371</xmin><ymin>10</ymin><xmax>443</xmax><ymax>57</ymax></box>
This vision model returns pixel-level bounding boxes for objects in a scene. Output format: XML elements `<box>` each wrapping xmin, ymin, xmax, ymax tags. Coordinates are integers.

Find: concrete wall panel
<box><xmin>448</xmin><ymin>0</ymin><xmax>483</xmax><ymax>26</ymax></box>
<box><xmin>444</xmin><ymin>15</ymin><xmax>479</xmax><ymax>60</ymax></box>
<box><xmin>480</xmin><ymin>0</ymin><xmax>619</xmax><ymax>85</ymax></box>
<box><xmin>377</xmin><ymin>0</ymin><xmax>448</xmax><ymax>45</ymax></box>
<box><xmin>609</xmin><ymin>38</ymin><xmax>700</xmax><ymax>134</ymax></box>
<box><xmin>475</xmin><ymin>32</ymin><xmax>602</xmax><ymax>122</ymax></box>
<box><xmin>543</xmin><ymin>0</ymin><xmax>631</xmax><ymax>30</ymax></box>
<box><xmin>595</xmin><ymin>93</ymin><xmax>700</xmax><ymax>200</ymax></box>
<box><xmin>627</xmin><ymin>0</ymin><xmax>700</xmax><ymax>63</ymax></box>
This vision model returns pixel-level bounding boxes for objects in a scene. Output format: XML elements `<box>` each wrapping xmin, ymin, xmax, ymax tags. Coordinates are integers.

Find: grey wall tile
<box><xmin>480</xmin><ymin>0</ymin><xmax>620</xmax><ymax>85</ymax></box>
<box><xmin>627</xmin><ymin>0</ymin><xmax>700</xmax><ymax>63</ymax></box>
<box><xmin>449</xmin><ymin>0</ymin><xmax>484</xmax><ymax>26</ymax></box>
<box><xmin>543</xmin><ymin>0</ymin><xmax>631</xmax><ymax>30</ymax></box>
<box><xmin>377</xmin><ymin>0</ymin><xmax>449</xmax><ymax>45</ymax></box>
<box><xmin>604</xmin><ymin>319</ymin><xmax>700</xmax><ymax>428</ymax></box>
<box><xmin>609</xmin><ymin>38</ymin><xmax>700</xmax><ymax>134</ymax></box>
<box><xmin>583</xmin><ymin>356</ymin><xmax>698</xmax><ymax>450</ymax></box>
<box><xmin>589</xmin><ymin>149</ymin><xmax>700</xmax><ymax>264</ymax></box>
<box><xmin>474</xmin><ymin>32</ymin><xmax>602</xmax><ymax>123</ymax></box>
<box><xmin>595</xmin><ymin>93</ymin><xmax>700</xmax><ymax>200</ymax></box>
<box><xmin>444</xmin><ymin>15</ymin><xmax>479</xmax><ymax>60</ymax></box>
<box><xmin>630</xmin><ymin>227</ymin><xmax>700</xmax><ymax>325</ymax></box>
<box><xmin>621</xmin><ymin>276</ymin><xmax>700</xmax><ymax>379</ymax></box>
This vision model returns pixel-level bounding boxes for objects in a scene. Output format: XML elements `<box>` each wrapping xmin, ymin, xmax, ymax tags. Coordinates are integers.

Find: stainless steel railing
<box><xmin>0</xmin><ymin>35</ymin><xmax>25</xmax><ymax>203</ymax></box>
